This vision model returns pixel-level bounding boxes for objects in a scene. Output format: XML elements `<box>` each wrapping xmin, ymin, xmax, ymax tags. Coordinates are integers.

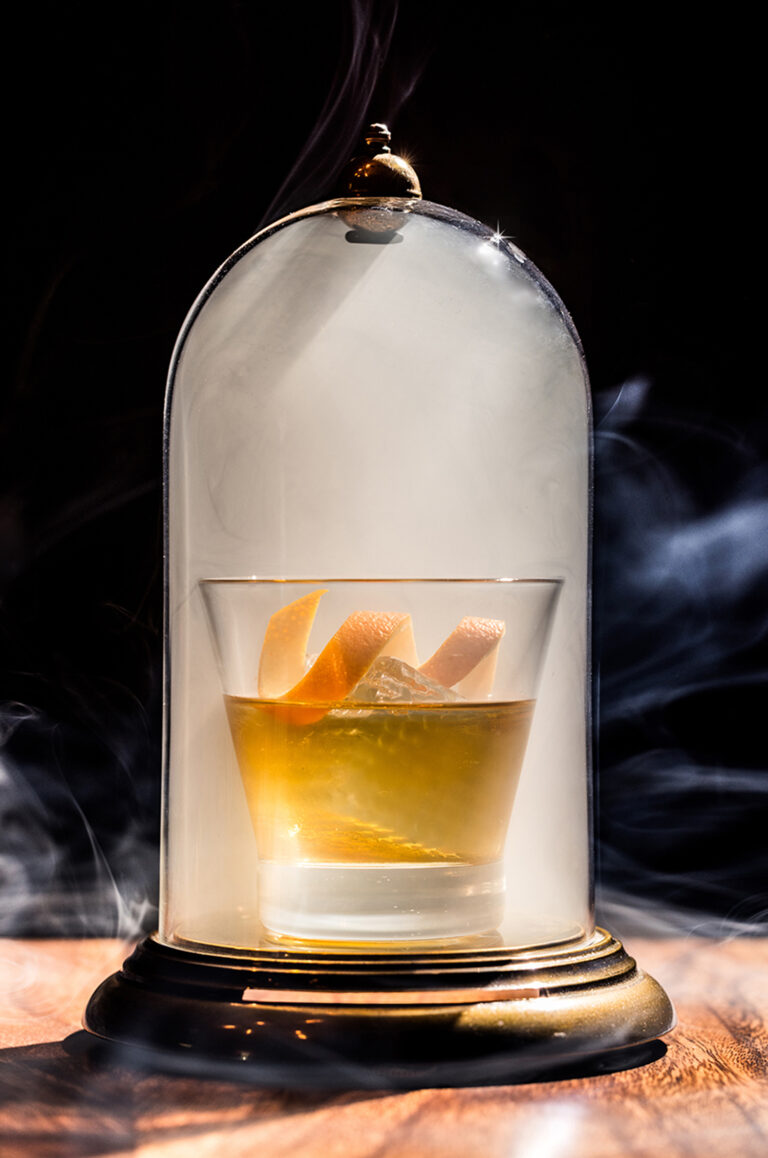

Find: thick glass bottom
<box><xmin>257</xmin><ymin>859</ymin><xmax>505</xmax><ymax>942</ymax></box>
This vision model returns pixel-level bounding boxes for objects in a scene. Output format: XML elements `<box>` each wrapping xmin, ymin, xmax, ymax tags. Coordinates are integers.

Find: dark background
<box><xmin>1</xmin><ymin>1</ymin><xmax>765</xmax><ymax>936</ymax></box>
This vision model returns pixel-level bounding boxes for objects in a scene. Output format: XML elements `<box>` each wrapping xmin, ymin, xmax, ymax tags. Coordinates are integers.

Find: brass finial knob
<box><xmin>339</xmin><ymin>123</ymin><xmax>422</xmax><ymax>200</ymax></box>
<box><xmin>363</xmin><ymin>124</ymin><xmax>392</xmax><ymax>154</ymax></box>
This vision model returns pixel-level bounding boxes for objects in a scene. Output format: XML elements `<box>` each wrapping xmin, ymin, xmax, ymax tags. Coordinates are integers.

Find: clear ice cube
<box><xmin>347</xmin><ymin>656</ymin><xmax>463</xmax><ymax>704</ymax></box>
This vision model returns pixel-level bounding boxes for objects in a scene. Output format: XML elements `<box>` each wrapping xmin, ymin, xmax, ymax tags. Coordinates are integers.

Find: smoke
<box><xmin>1</xmin><ymin>0</ymin><xmax>764</xmax><ymax>943</ymax></box>
<box><xmin>0</xmin><ymin>693</ymin><xmax>158</xmax><ymax>939</ymax></box>
<box><xmin>2</xmin><ymin>375</ymin><xmax>765</xmax><ymax>940</ymax></box>
<box><xmin>594</xmin><ymin>378</ymin><xmax>768</xmax><ymax>936</ymax></box>
<box><xmin>0</xmin><ymin>0</ymin><xmax>439</xmax><ymax>943</ymax></box>
<box><xmin>258</xmin><ymin>0</ymin><xmax>430</xmax><ymax>227</ymax></box>
<box><xmin>257</xmin><ymin>1</ymin><xmax>398</xmax><ymax>226</ymax></box>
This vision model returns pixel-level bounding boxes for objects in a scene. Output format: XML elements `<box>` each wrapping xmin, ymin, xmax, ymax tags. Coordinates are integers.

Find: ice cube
<box><xmin>347</xmin><ymin>656</ymin><xmax>463</xmax><ymax>704</ymax></box>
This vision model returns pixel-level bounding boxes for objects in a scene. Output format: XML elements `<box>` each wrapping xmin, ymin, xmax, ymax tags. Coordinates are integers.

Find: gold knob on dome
<box><xmin>339</xmin><ymin>122</ymin><xmax>422</xmax><ymax>199</ymax></box>
<box><xmin>338</xmin><ymin>123</ymin><xmax>421</xmax><ymax>235</ymax></box>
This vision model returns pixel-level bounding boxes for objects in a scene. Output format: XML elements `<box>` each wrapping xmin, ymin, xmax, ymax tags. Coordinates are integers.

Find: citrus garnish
<box><xmin>271</xmin><ymin>609</ymin><xmax>415</xmax><ymax>725</ymax></box>
<box><xmin>258</xmin><ymin>587</ymin><xmax>327</xmax><ymax>699</ymax></box>
<box><xmin>257</xmin><ymin>594</ymin><xmax>505</xmax><ymax>723</ymax></box>
<box><xmin>419</xmin><ymin>616</ymin><xmax>505</xmax><ymax>698</ymax></box>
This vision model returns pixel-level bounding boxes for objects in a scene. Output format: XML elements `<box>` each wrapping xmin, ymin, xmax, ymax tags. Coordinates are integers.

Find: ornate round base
<box><xmin>84</xmin><ymin>928</ymin><xmax>675</xmax><ymax>1087</ymax></box>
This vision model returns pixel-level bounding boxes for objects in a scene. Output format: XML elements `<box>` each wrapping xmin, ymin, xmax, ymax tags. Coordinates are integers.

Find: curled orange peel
<box><xmin>418</xmin><ymin>617</ymin><xmax>505</xmax><ymax>699</ymax></box>
<box><xmin>257</xmin><ymin>593</ymin><xmax>505</xmax><ymax>724</ymax></box>
<box><xmin>258</xmin><ymin>592</ymin><xmax>416</xmax><ymax>725</ymax></box>
<box><xmin>258</xmin><ymin>587</ymin><xmax>328</xmax><ymax>699</ymax></box>
<box><xmin>277</xmin><ymin>611</ymin><xmax>413</xmax><ymax>725</ymax></box>
<box><xmin>379</xmin><ymin>616</ymin><xmax>419</xmax><ymax>668</ymax></box>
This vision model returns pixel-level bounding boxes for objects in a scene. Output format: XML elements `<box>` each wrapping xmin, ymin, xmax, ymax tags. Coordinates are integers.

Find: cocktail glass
<box><xmin>201</xmin><ymin>579</ymin><xmax>560</xmax><ymax>944</ymax></box>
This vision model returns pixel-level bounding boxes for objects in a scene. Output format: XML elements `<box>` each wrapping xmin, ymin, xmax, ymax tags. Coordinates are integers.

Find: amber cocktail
<box><xmin>202</xmin><ymin>580</ymin><xmax>559</xmax><ymax>943</ymax></box>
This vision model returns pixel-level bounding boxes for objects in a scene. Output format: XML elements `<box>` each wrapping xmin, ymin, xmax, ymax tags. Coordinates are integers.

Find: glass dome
<box><xmin>162</xmin><ymin>196</ymin><xmax>591</xmax><ymax>954</ymax></box>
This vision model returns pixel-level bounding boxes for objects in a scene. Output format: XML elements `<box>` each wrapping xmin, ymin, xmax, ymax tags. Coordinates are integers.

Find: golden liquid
<box><xmin>225</xmin><ymin>698</ymin><xmax>534</xmax><ymax>866</ymax></box>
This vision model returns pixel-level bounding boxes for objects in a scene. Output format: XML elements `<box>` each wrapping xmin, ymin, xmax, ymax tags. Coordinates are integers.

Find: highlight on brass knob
<box><xmin>340</xmin><ymin>122</ymin><xmax>421</xmax><ymax>198</ymax></box>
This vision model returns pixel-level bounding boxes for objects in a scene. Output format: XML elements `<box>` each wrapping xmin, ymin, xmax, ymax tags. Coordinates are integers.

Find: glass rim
<box><xmin>199</xmin><ymin>577</ymin><xmax>564</xmax><ymax>587</ymax></box>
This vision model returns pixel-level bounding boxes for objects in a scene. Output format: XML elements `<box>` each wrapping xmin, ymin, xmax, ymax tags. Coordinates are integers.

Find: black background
<box><xmin>1</xmin><ymin>2</ymin><xmax>765</xmax><ymax>935</ymax></box>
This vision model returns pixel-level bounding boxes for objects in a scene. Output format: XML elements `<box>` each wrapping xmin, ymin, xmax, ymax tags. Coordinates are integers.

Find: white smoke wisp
<box><xmin>594</xmin><ymin>378</ymin><xmax>768</xmax><ymax>937</ymax></box>
<box><xmin>0</xmin><ymin>701</ymin><xmax>156</xmax><ymax>941</ymax></box>
<box><xmin>258</xmin><ymin>0</ymin><xmax>430</xmax><ymax>228</ymax></box>
<box><xmin>258</xmin><ymin>1</ymin><xmax>399</xmax><ymax>227</ymax></box>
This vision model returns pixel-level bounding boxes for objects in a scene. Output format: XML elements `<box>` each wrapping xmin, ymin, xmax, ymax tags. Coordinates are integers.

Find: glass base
<box><xmin>258</xmin><ymin>860</ymin><xmax>505</xmax><ymax>942</ymax></box>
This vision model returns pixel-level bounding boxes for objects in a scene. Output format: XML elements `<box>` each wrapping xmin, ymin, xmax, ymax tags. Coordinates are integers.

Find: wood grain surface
<box><xmin>1</xmin><ymin>936</ymin><xmax>766</xmax><ymax>1157</ymax></box>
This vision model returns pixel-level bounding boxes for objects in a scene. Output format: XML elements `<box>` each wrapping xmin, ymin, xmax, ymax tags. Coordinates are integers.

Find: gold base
<box><xmin>84</xmin><ymin>927</ymin><xmax>675</xmax><ymax>1085</ymax></box>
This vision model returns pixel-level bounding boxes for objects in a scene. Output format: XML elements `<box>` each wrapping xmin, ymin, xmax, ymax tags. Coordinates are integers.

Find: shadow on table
<box><xmin>68</xmin><ymin>1030</ymin><xmax>668</xmax><ymax>1088</ymax></box>
<box><xmin>13</xmin><ymin>1030</ymin><xmax>669</xmax><ymax>1088</ymax></box>
<box><xmin>0</xmin><ymin>1034</ymin><xmax>667</xmax><ymax>1154</ymax></box>
<box><xmin>0</xmin><ymin>1036</ymin><xmax>377</xmax><ymax>1157</ymax></box>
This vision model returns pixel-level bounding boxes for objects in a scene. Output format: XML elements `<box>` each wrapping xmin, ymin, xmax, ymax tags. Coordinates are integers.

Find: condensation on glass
<box><xmin>162</xmin><ymin>198</ymin><xmax>592</xmax><ymax>953</ymax></box>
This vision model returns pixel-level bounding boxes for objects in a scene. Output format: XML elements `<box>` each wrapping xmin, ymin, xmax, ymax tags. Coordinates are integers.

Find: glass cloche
<box><xmin>86</xmin><ymin>126</ymin><xmax>673</xmax><ymax>1079</ymax></box>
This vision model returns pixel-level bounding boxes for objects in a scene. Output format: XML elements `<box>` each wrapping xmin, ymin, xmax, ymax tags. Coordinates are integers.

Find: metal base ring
<box><xmin>83</xmin><ymin>927</ymin><xmax>675</xmax><ymax>1086</ymax></box>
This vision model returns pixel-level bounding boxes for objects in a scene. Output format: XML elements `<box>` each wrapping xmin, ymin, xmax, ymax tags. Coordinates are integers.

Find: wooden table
<box><xmin>1</xmin><ymin>936</ymin><xmax>766</xmax><ymax>1157</ymax></box>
